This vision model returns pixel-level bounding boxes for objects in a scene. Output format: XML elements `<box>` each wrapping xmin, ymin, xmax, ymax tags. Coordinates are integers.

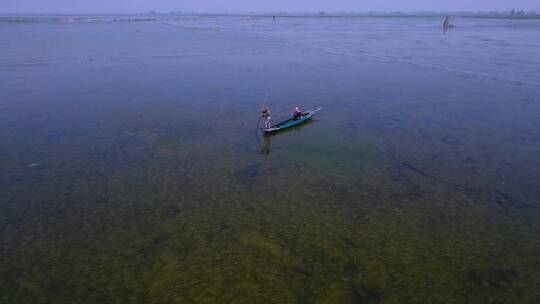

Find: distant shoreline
<box><xmin>1</xmin><ymin>12</ymin><xmax>540</xmax><ymax>23</ymax></box>
<box><xmin>1</xmin><ymin>11</ymin><xmax>540</xmax><ymax>17</ymax></box>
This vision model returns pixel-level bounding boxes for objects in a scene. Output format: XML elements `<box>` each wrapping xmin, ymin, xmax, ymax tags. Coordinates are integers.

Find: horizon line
<box><xmin>1</xmin><ymin>9</ymin><xmax>539</xmax><ymax>15</ymax></box>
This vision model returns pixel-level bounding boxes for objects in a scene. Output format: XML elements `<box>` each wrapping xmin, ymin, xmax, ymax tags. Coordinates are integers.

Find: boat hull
<box><xmin>262</xmin><ymin>108</ymin><xmax>322</xmax><ymax>133</ymax></box>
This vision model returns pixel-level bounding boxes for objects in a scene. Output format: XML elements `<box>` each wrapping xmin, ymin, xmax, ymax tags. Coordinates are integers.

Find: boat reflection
<box><xmin>263</xmin><ymin>135</ymin><xmax>272</xmax><ymax>155</ymax></box>
<box><xmin>261</xmin><ymin>119</ymin><xmax>316</xmax><ymax>155</ymax></box>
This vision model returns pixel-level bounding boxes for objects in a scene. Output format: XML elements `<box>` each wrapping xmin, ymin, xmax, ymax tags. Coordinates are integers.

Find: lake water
<box><xmin>1</xmin><ymin>16</ymin><xmax>540</xmax><ymax>303</ymax></box>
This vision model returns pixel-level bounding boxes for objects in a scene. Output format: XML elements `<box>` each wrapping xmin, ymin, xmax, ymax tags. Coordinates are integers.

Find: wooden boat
<box><xmin>263</xmin><ymin>107</ymin><xmax>322</xmax><ymax>133</ymax></box>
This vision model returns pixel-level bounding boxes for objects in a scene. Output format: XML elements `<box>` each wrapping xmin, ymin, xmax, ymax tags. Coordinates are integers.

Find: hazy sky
<box><xmin>2</xmin><ymin>0</ymin><xmax>539</xmax><ymax>14</ymax></box>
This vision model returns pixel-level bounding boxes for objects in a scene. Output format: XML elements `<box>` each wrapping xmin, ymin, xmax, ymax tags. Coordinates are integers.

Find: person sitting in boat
<box><xmin>293</xmin><ymin>107</ymin><xmax>303</xmax><ymax>120</ymax></box>
<box><xmin>261</xmin><ymin>106</ymin><xmax>271</xmax><ymax>129</ymax></box>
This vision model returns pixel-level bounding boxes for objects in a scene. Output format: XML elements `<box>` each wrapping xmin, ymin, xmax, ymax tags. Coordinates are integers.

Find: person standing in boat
<box><xmin>261</xmin><ymin>106</ymin><xmax>272</xmax><ymax>129</ymax></box>
<box><xmin>443</xmin><ymin>16</ymin><xmax>453</xmax><ymax>33</ymax></box>
<box><xmin>293</xmin><ymin>107</ymin><xmax>302</xmax><ymax>120</ymax></box>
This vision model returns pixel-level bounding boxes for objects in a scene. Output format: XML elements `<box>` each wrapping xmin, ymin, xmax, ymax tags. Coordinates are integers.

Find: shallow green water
<box><xmin>1</xmin><ymin>17</ymin><xmax>540</xmax><ymax>303</ymax></box>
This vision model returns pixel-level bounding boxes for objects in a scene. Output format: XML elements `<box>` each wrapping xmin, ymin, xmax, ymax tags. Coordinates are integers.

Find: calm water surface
<box><xmin>1</xmin><ymin>16</ymin><xmax>540</xmax><ymax>303</ymax></box>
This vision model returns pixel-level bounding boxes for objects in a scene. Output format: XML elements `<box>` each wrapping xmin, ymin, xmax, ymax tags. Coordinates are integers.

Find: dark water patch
<box><xmin>155</xmin><ymin>136</ymin><xmax>184</xmax><ymax>151</ymax></box>
<box><xmin>236</xmin><ymin>161</ymin><xmax>264</xmax><ymax>187</ymax></box>
<box><xmin>155</xmin><ymin>204</ymin><xmax>182</xmax><ymax>220</ymax></box>
<box><xmin>452</xmin><ymin>183</ymin><xmax>478</xmax><ymax>196</ymax></box>
<box><xmin>152</xmin><ymin>234</ymin><xmax>169</xmax><ymax>246</ymax></box>
<box><xmin>493</xmin><ymin>190</ymin><xmax>537</xmax><ymax>210</ymax></box>
<box><xmin>372</xmin><ymin>116</ymin><xmax>405</xmax><ymax>133</ymax></box>
<box><xmin>314</xmin><ymin>177</ymin><xmax>356</xmax><ymax>204</ymax></box>
<box><xmin>343</xmin><ymin>261</ymin><xmax>361</xmax><ymax>277</ymax></box>
<box><xmin>400</xmin><ymin>162</ymin><xmax>440</xmax><ymax>182</ymax></box>
<box><xmin>463</xmin><ymin>157</ymin><xmax>480</xmax><ymax>165</ymax></box>
<box><xmin>397</xmin><ymin>158</ymin><xmax>537</xmax><ymax>212</ymax></box>
<box><xmin>438</xmin><ymin>134</ymin><xmax>463</xmax><ymax>146</ymax></box>
<box><xmin>409</xmin><ymin>183</ymin><xmax>426</xmax><ymax>198</ymax></box>
<box><xmin>350</xmin><ymin>287</ymin><xmax>381</xmax><ymax>304</ymax></box>
<box><xmin>468</xmin><ymin>268</ymin><xmax>518</xmax><ymax>289</ymax></box>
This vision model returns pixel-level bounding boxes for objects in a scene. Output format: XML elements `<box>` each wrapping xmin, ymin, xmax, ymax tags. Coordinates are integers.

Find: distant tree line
<box><xmin>140</xmin><ymin>10</ymin><xmax>540</xmax><ymax>18</ymax></box>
